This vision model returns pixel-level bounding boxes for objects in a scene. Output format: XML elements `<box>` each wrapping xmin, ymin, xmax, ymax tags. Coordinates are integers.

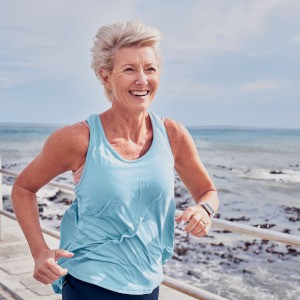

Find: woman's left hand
<box><xmin>175</xmin><ymin>205</ymin><xmax>211</xmax><ymax>237</ymax></box>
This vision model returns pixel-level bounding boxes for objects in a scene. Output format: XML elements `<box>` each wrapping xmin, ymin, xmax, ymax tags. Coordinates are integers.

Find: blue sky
<box><xmin>1</xmin><ymin>0</ymin><xmax>300</xmax><ymax>128</ymax></box>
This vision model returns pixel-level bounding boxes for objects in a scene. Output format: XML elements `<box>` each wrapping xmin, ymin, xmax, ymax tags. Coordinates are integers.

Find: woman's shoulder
<box><xmin>163</xmin><ymin>118</ymin><xmax>188</xmax><ymax>142</ymax></box>
<box><xmin>163</xmin><ymin>118</ymin><xmax>193</xmax><ymax>158</ymax></box>
<box><xmin>53</xmin><ymin>121</ymin><xmax>89</xmax><ymax>140</ymax></box>
<box><xmin>45</xmin><ymin>121</ymin><xmax>89</xmax><ymax>155</ymax></box>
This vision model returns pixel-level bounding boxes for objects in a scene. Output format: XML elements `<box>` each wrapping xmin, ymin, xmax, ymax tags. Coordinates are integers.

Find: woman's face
<box><xmin>103</xmin><ymin>46</ymin><xmax>160</xmax><ymax>114</ymax></box>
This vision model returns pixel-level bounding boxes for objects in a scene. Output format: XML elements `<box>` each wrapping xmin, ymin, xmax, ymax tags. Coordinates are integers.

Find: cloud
<box><xmin>293</xmin><ymin>35</ymin><xmax>300</xmax><ymax>43</ymax></box>
<box><xmin>160</xmin><ymin>0</ymin><xmax>284</xmax><ymax>61</ymax></box>
<box><xmin>240</xmin><ymin>79</ymin><xmax>284</xmax><ymax>91</ymax></box>
<box><xmin>0</xmin><ymin>71</ymin><xmax>33</xmax><ymax>89</ymax></box>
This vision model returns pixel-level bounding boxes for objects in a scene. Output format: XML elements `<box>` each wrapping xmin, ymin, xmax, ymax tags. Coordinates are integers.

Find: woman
<box><xmin>12</xmin><ymin>21</ymin><xmax>219</xmax><ymax>299</ymax></box>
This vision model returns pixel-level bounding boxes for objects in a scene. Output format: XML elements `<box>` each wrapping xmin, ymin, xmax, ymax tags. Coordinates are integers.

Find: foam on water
<box><xmin>234</xmin><ymin>168</ymin><xmax>300</xmax><ymax>183</ymax></box>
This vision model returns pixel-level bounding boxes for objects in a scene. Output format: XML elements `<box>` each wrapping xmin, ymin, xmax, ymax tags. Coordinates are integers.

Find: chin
<box><xmin>130</xmin><ymin>98</ymin><xmax>154</xmax><ymax>111</ymax></box>
<box><xmin>133</xmin><ymin>104</ymin><xmax>152</xmax><ymax>113</ymax></box>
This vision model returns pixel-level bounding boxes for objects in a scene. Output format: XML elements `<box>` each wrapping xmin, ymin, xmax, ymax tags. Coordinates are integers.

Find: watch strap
<box><xmin>197</xmin><ymin>202</ymin><xmax>215</xmax><ymax>218</ymax></box>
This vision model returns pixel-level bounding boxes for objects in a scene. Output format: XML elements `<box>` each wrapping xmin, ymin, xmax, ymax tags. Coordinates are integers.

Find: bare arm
<box><xmin>165</xmin><ymin>119</ymin><xmax>219</xmax><ymax>237</ymax></box>
<box><xmin>11</xmin><ymin>122</ymin><xmax>89</xmax><ymax>284</ymax></box>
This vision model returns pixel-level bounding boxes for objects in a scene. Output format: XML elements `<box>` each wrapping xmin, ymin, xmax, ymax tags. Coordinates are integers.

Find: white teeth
<box><xmin>131</xmin><ymin>90</ymin><xmax>148</xmax><ymax>96</ymax></box>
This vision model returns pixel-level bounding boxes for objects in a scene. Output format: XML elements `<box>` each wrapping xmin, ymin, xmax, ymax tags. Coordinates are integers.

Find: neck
<box><xmin>102</xmin><ymin>106</ymin><xmax>151</xmax><ymax>143</ymax></box>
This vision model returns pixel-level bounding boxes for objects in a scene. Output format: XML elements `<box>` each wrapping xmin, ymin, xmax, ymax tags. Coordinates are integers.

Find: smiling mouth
<box><xmin>129</xmin><ymin>90</ymin><xmax>149</xmax><ymax>97</ymax></box>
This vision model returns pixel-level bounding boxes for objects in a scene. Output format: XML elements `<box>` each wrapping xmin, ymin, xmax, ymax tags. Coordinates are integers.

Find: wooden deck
<box><xmin>0</xmin><ymin>215</ymin><xmax>194</xmax><ymax>300</ymax></box>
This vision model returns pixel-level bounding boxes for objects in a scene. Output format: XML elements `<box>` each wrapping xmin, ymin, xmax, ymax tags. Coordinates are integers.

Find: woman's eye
<box><xmin>146</xmin><ymin>67</ymin><xmax>157</xmax><ymax>73</ymax></box>
<box><xmin>124</xmin><ymin>68</ymin><xmax>134</xmax><ymax>73</ymax></box>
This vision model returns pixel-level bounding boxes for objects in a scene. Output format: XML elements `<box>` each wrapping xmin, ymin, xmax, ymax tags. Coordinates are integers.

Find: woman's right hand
<box><xmin>33</xmin><ymin>248</ymin><xmax>74</xmax><ymax>284</ymax></box>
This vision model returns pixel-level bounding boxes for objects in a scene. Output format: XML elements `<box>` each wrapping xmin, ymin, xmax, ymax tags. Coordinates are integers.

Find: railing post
<box><xmin>0</xmin><ymin>156</ymin><xmax>3</xmax><ymax>240</ymax></box>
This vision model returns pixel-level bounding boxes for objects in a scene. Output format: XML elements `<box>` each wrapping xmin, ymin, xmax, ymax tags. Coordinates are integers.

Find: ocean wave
<box><xmin>234</xmin><ymin>168</ymin><xmax>300</xmax><ymax>183</ymax></box>
<box><xmin>36</xmin><ymin>186</ymin><xmax>60</xmax><ymax>199</ymax></box>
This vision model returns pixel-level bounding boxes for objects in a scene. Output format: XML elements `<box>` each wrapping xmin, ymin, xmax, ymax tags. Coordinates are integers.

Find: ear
<box><xmin>99</xmin><ymin>69</ymin><xmax>112</xmax><ymax>90</ymax></box>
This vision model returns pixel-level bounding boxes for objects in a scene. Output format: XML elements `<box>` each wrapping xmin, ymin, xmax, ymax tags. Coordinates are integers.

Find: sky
<box><xmin>1</xmin><ymin>0</ymin><xmax>300</xmax><ymax>128</ymax></box>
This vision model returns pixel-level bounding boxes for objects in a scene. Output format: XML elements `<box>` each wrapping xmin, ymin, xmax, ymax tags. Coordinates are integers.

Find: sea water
<box><xmin>1</xmin><ymin>123</ymin><xmax>299</xmax><ymax>300</ymax></box>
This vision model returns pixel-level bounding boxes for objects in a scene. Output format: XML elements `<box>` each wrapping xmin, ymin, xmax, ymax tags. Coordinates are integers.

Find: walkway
<box><xmin>0</xmin><ymin>215</ymin><xmax>194</xmax><ymax>300</ymax></box>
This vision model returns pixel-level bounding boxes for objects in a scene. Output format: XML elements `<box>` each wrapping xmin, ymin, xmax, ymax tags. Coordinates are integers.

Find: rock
<box><xmin>174</xmin><ymin>245</ymin><xmax>189</xmax><ymax>256</ymax></box>
<box><xmin>283</xmin><ymin>206</ymin><xmax>300</xmax><ymax>222</ymax></box>
<box><xmin>217</xmin><ymin>165</ymin><xmax>226</xmax><ymax>169</ymax></box>
<box><xmin>175</xmin><ymin>191</ymin><xmax>182</xmax><ymax>197</ymax></box>
<box><xmin>220</xmin><ymin>261</ymin><xmax>231</xmax><ymax>267</ymax></box>
<box><xmin>214</xmin><ymin>213</ymin><xmax>221</xmax><ymax>219</ymax></box>
<box><xmin>286</xmin><ymin>246</ymin><xmax>299</xmax><ymax>257</ymax></box>
<box><xmin>180</xmin><ymin>236</ymin><xmax>189</xmax><ymax>243</ymax></box>
<box><xmin>59</xmin><ymin>198</ymin><xmax>73</xmax><ymax>205</ymax></box>
<box><xmin>289</xmin><ymin>164</ymin><xmax>299</xmax><ymax>168</ymax></box>
<box><xmin>211</xmin><ymin>242</ymin><xmax>224</xmax><ymax>247</ymax></box>
<box><xmin>41</xmin><ymin>214</ymin><xmax>54</xmax><ymax>220</ymax></box>
<box><xmin>57</xmin><ymin>214</ymin><xmax>63</xmax><ymax>220</ymax></box>
<box><xmin>171</xmin><ymin>253</ymin><xmax>182</xmax><ymax>261</ymax></box>
<box><xmin>254</xmin><ymin>223</ymin><xmax>276</xmax><ymax>229</ymax></box>
<box><xmin>270</xmin><ymin>170</ymin><xmax>284</xmax><ymax>174</ymax></box>
<box><xmin>243</xmin><ymin>241</ymin><xmax>257</xmax><ymax>251</ymax></box>
<box><xmin>226</xmin><ymin>216</ymin><xmax>250</xmax><ymax>222</ymax></box>
<box><xmin>220</xmin><ymin>253</ymin><xmax>244</xmax><ymax>264</ymax></box>
<box><xmin>214</xmin><ymin>230</ymin><xmax>231</xmax><ymax>234</ymax></box>
<box><xmin>213</xmin><ymin>175</ymin><xmax>226</xmax><ymax>179</ymax></box>
<box><xmin>187</xmin><ymin>270</ymin><xmax>201</xmax><ymax>279</ymax></box>
<box><xmin>48</xmin><ymin>195</ymin><xmax>57</xmax><ymax>201</ymax></box>
<box><xmin>265</xmin><ymin>246</ymin><xmax>285</xmax><ymax>258</ymax></box>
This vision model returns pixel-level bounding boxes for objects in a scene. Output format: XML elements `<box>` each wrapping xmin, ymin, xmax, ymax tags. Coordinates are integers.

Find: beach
<box><xmin>1</xmin><ymin>122</ymin><xmax>300</xmax><ymax>300</ymax></box>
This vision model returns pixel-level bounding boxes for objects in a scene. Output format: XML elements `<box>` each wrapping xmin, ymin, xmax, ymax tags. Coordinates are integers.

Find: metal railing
<box><xmin>1</xmin><ymin>164</ymin><xmax>300</xmax><ymax>300</ymax></box>
<box><xmin>2</xmin><ymin>168</ymin><xmax>300</xmax><ymax>247</ymax></box>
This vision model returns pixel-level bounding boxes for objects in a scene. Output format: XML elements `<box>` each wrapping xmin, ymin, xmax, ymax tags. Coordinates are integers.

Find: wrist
<box><xmin>31</xmin><ymin>244</ymin><xmax>51</xmax><ymax>260</ymax></box>
<box><xmin>197</xmin><ymin>202</ymin><xmax>215</xmax><ymax>218</ymax></box>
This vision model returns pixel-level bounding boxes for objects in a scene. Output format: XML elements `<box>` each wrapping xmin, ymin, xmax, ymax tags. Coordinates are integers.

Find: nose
<box><xmin>135</xmin><ymin>70</ymin><xmax>148</xmax><ymax>86</ymax></box>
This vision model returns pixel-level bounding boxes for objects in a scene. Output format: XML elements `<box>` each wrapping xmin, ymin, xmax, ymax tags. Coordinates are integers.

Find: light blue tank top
<box><xmin>52</xmin><ymin>112</ymin><xmax>175</xmax><ymax>295</ymax></box>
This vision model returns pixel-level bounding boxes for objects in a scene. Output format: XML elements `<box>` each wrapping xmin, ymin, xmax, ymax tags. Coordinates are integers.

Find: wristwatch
<box><xmin>197</xmin><ymin>202</ymin><xmax>215</xmax><ymax>218</ymax></box>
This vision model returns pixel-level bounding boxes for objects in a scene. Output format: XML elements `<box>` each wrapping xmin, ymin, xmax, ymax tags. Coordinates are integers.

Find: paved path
<box><xmin>0</xmin><ymin>215</ymin><xmax>194</xmax><ymax>300</ymax></box>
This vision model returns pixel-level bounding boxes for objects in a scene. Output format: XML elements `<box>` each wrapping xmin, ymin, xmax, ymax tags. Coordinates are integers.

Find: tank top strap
<box><xmin>149</xmin><ymin>112</ymin><xmax>174</xmax><ymax>164</ymax></box>
<box><xmin>86</xmin><ymin>114</ymin><xmax>103</xmax><ymax>147</ymax></box>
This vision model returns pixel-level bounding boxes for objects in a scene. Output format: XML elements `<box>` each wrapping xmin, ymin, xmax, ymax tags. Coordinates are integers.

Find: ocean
<box><xmin>0</xmin><ymin>122</ymin><xmax>299</xmax><ymax>300</ymax></box>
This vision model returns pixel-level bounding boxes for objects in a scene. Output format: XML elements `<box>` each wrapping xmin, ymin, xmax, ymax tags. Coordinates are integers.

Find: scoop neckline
<box><xmin>96</xmin><ymin>112</ymin><xmax>156</xmax><ymax>163</ymax></box>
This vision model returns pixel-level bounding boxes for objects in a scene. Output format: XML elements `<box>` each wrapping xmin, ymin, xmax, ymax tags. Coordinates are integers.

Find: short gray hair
<box><xmin>91</xmin><ymin>20</ymin><xmax>162</xmax><ymax>101</ymax></box>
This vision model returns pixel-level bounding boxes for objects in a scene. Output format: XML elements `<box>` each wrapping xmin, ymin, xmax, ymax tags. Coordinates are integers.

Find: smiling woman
<box><xmin>11</xmin><ymin>20</ymin><xmax>219</xmax><ymax>300</ymax></box>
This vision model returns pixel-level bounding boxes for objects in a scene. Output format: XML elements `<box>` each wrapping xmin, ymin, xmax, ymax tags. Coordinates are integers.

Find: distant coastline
<box><xmin>1</xmin><ymin>121</ymin><xmax>300</xmax><ymax>131</ymax></box>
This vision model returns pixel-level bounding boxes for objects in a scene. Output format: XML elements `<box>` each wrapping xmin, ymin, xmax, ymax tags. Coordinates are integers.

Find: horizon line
<box><xmin>0</xmin><ymin>121</ymin><xmax>300</xmax><ymax>131</ymax></box>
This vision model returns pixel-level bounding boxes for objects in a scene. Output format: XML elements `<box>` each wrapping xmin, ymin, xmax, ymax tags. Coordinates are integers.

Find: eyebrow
<box><xmin>120</xmin><ymin>62</ymin><xmax>157</xmax><ymax>68</ymax></box>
